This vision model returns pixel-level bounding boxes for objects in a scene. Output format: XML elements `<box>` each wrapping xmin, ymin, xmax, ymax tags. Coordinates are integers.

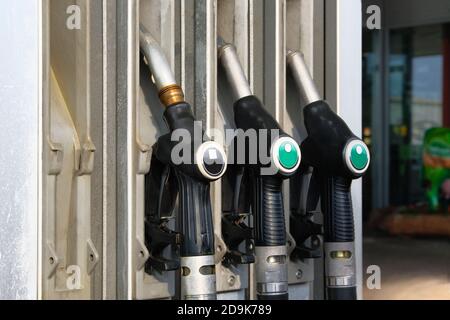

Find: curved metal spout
<box><xmin>139</xmin><ymin>24</ymin><xmax>176</xmax><ymax>90</ymax></box>
<box><xmin>140</xmin><ymin>24</ymin><xmax>184</xmax><ymax>107</ymax></box>
<box><xmin>287</xmin><ymin>51</ymin><xmax>321</xmax><ymax>105</ymax></box>
<box><xmin>217</xmin><ymin>41</ymin><xmax>253</xmax><ymax>101</ymax></box>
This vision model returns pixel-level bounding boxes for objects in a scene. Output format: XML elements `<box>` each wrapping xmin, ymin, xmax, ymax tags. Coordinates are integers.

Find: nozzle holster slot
<box><xmin>222</xmin><ymin>213</ymin><xmax>255</xmax><ymax>266</ymax></box>
<box><xmin>144</xmin><ymin>152</ymin><xmax>181</xmax><ymax>274</ymax></box>
<box><xmin>290</xmin><ymin>211</ymin><xmax>322</xmax><ymax>260</ymax></box>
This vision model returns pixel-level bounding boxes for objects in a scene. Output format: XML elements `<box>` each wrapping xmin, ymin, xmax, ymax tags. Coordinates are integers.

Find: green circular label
<box><xmin>278</xmin><ymin>141</ymin><xmax>299</xmax><ymax>169</ymax></box>
<box><xmin>350</xmin><ymin>144</ymin><xmax>369</xmax><ymax>170</ymax></box>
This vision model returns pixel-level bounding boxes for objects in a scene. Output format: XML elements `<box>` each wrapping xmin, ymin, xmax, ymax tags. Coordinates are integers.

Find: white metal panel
<box><xmin>285</xmin><ymin>0</ymin><xmax>325</xmax><ymax>300</ymax></box>
<box><xmin>0</xmin><ymin>0</ymin><xmax>42</xmax><ymax>299</ymax></box>
<box><xmin>326</xmin><ymin>0</ymin><xmax>364</xmax><ymax>299</ymax></box>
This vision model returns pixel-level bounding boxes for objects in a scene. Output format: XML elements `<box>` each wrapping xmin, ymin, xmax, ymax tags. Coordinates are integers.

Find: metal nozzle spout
<box><xmin>217</xmin><ymin>40</ymin><xmax>253</xmax><ymax>101</ymax></box>
<box><xmin>287</xmin><ymin>51</ymin><xmax>321</xmax><ymax>105</ymax></box>
<box><xmin>140</xmin><ymin>24</ymin><xmax>184</xmax><ymax>107</ymax></box>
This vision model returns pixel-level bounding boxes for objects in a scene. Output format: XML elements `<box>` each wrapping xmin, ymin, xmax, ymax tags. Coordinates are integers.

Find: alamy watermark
<box><xmin>170</xmin><ymin>121</ymin><xmax>287</xmax><ymax>176</ymax></box>
<box><xmin>366</xmin><ymin>265</ymin><xmax>381</xmax><ymax>290</ymax></box>
<box><xmin>66</xmin><ymin>5</ymin><xmax>81</xmax><ymax>30</ymax></box>
<box><xmin>65</xmin><ymin>4</ymin><xmax>381</xmax><ymax>31</ymax></box>
<box><xmin>66</xmin><ymin>265</ymin><xmax>82</xmax><ymax>290</ymax></box>
<box><xmin>365</xmin><ymin>5</ymin><xmax>381</xmax><ymax>30</ymax></box>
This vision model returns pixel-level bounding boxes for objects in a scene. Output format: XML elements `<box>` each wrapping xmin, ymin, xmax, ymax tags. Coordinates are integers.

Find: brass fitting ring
<box><xmin>159</xmin><ymin>84</ymin><xmax>185</xmax><ymax>107</ymax></box>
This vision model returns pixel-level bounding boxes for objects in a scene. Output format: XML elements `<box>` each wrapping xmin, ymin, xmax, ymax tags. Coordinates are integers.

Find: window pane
<box><xmin>388</xmin><ymin>24</ymin><xmax>444</xmax><ymax>206</ymax></box>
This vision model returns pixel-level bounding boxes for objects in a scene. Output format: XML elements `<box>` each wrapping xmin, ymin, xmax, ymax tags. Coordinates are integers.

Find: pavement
<box><xmin>363</xmin><ymin>233</ymin><xmax>450</xmax><ymax>300</ymax></box>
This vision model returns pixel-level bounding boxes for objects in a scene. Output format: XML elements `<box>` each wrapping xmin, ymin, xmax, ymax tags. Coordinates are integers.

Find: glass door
<box><xmin>388</xmin><ymin>24</ymin><xmax>447</xmax><ymax>206</ymax></box>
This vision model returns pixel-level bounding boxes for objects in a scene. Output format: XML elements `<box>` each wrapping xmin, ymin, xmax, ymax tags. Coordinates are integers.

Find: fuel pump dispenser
<box><xmin>287</xmin><ymin>51</ymin><xmax>370</xmax><ymax>300</ymax></box>
<box><xmin>1</xmin><ymin>0</ymin><xmax>369</xmax><ymax>301</ymax></box>
<box><xmin>140</xmin><ymin>26</ymin><xmax>227</xmax><ymax>300</ymax></box>
<box><xmin>218</xmin><ymin>41</ymin><xmax>301</xmax><ymax>300</ymax></box>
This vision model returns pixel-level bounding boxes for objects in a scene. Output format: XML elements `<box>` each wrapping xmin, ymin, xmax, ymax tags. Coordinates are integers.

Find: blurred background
<box><xmin>361</xmin><ymin>0</ymin><xmax>450</xmax><ymax>299</ymax></box>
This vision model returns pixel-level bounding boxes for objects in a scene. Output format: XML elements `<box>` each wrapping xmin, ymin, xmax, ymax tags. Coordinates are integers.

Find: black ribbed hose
<box><xmin>321</xmin><ymin>176</ymin><xmax>354</xmax><ymax>243</ymax></box>
<box><xmin>253</xmin><ymin>176</ymin><xmax>287</xmax><ymax>247</ymax></box>
<box><xmin>253</xmin><ymin>175</ymin><xmax>289</xmax><ymax>300</ymax></box>
<box><xmin>321</xmin><ymin>175</ymin><xmax>356</xmax><ymax>300</ymax></box>
<box><xmin>175</xmin><ymin>171</ymin><xmax>215</xmax><ymax>257</ymax></box>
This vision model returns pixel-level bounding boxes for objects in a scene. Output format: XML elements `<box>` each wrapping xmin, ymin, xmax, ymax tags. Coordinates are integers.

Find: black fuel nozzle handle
<box><xmin>157</xmin><ymin>103</ymin><xmax>227</xmax><ymax>255</ymax></box>
<box><xmin>288</xmin><ymin>51</ymin><xmax>370</xmax><ymax>300</ymax></box>
<box><xmin>219</xmin><ymin>42</ymin><xmax>301</xmax><ymax>300</ymax></box>
<box><xmin>234</xmin><ymin>96</ymin><xmax>301</xmax><ymax>301</ymax></box>
<box><xmin>233</xmin><ymin>96</ymin><xmax>301</xmax><ymax>245</ymax></box>
<box><xmin>302</xmin><ymin>101</ymin><xmax>367</xmax><ymax>301</ymax></box>
<box><xmin>141</xmin><ymin>27</ymin><xmax>227</xmax><ymax>300</ymax></box>
<box><xmin>154</xmin><ymin>102</ymin><xmax>227</xmax><ymax>300</ymax></box>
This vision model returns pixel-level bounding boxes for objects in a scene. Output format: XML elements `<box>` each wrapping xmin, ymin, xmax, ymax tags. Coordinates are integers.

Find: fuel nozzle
<box><xmin>218</xmin><ymin>42</ymin><xmax>253</xmax><ymax>101</ymax></box>
<box><xmin>141</xmin><ymin>25</ymin><xmax>227</xmax><ymax>300</ymax></box>
<box><xmin>140</xmin><ymin>24</ymin><xmax>184</xmax><ymax>107</ymax></box>
<box><xmin>287</xmin><ymin>51</ymin><xmax>370</xmax><ymax>300</ymax></box>
<box><xmin>287</xmin><ymin>51</ymin><xmax>370</xmax><ymax>178</ymax></box>
<box><xmin>219</xmin><ymin>41</ymin><xmax>301</xmax><ymax>300</ymax></box>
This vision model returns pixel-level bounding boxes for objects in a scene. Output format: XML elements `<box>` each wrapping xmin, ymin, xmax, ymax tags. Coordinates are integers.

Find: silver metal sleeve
<box><xmin>180</xmin><ymin>255</ymin><xmax>217</xmax><ymax>300</ymax></box>
<box><xmin>324</xmin><ymin>242</ymin><xmax>356</xmax><ymax>288</ymax></box>
<box><xmin>218</xmin><ymin>44</ymin><xmax>253</xmax><ymax>101</ymax></box>
<box><xmin>286</xmin><ymin>51</ymin><xmax>321</xmax><ymax>105</ymax></box>
<box><xmin>254</xmin><ymin>246</ymin><xmax>289</xmax><ymax>296</ymax></box>
<box><xmin>139</xmin><ymin>24</ymin><xmax>177</xmax><ymax>90</ymax></box>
